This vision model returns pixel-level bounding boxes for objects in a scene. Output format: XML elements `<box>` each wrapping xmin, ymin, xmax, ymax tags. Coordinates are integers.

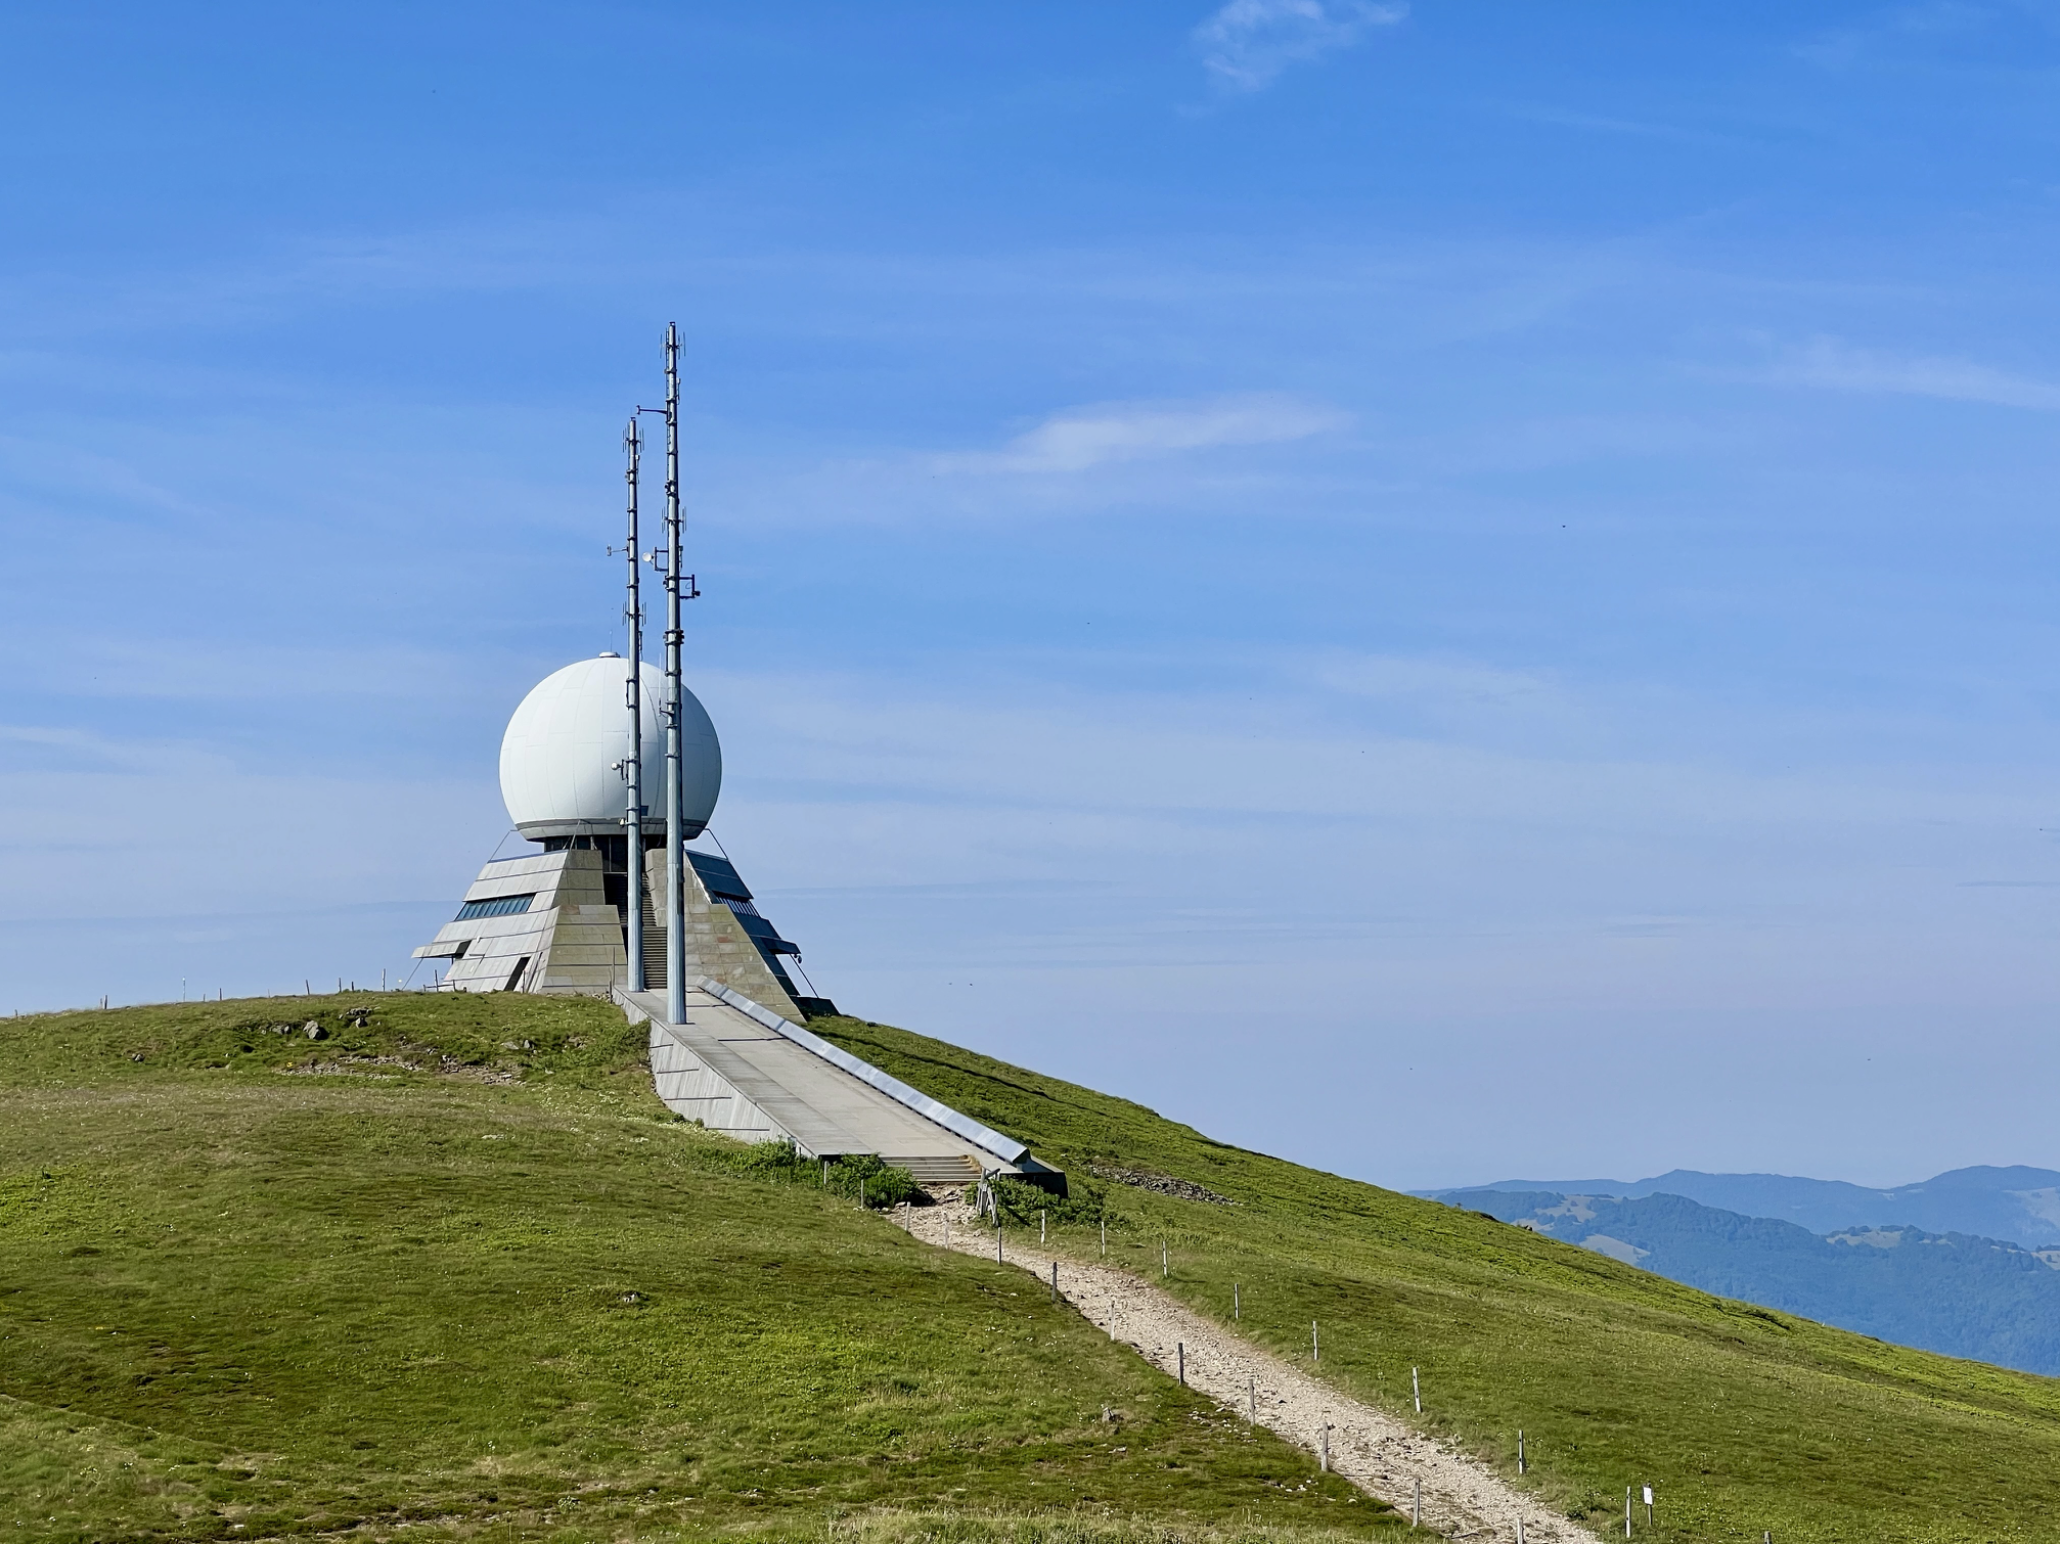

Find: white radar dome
<box><xmin>499</xmin><ymin>655</ymin><xmax>722</xmax><ymax>839</ymax></box>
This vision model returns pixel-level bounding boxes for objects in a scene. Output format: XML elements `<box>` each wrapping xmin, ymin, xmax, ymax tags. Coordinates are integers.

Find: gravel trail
<box><xmin>898</xmin><ymin>1198</ymin><xmax>1597</xmax><ymax>1544</ymax></box>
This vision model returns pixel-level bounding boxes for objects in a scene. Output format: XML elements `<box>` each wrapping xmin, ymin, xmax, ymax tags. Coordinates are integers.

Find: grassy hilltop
<box><xmin>0</xmin><ymin>993</ymin><xmax>1379</xmax><ymax>1544</ymax></box>
<box><xmin>1</xmin><ymin>995</ymin><xmax>2058</xmax><ymax>1543</ymax></box>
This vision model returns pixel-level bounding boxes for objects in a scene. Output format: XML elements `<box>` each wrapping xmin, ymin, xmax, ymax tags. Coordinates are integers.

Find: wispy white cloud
<box><xmin>1193</xmin><ymin>0</ymin><xmax>1406</xmax><ymax>93</ymax></box>
<box><xmin>936</xmin><ymin>393</ymin><xmax>1348</xmax><ymax>475</ymax></box>
<box><xmin>0</xmin><ymin>723</ymin><xmax>230</xmax><ymax>776</ymax></box>
<box><xmin>1770</xmin><ymin>336</ymin><xmax>2060</xmax><ymax>412</ymax></box>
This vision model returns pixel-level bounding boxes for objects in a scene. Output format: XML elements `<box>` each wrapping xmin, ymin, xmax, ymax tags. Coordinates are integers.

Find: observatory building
<box><xmin>411</xmin><ymin>650</ymin><xmax>1058</xmax><ymax>1188</ymax></box>
<box><xmin>411</xmin><ymin>653</ymin><xmax>827</xmax><ymax>1019</ymax></box>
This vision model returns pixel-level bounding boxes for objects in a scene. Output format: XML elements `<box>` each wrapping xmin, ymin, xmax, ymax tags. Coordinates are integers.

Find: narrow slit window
<box><xmin>456</xmin><ymin>893</ymin><xmax>535</xmax><ymax>921</ymax></box>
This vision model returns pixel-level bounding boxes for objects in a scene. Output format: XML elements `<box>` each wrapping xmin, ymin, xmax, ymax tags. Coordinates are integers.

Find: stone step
<box><xmin>891</xmin><ymin>1154</ymin><xmax>984</xmax><ymax>1186</ymax></box>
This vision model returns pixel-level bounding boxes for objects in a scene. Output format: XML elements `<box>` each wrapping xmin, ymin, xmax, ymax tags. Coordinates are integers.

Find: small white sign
<box><xmin>1642</xmin><ymin>1486</ymin><xmax>1654</xmax><ymax>1506</ymax></box>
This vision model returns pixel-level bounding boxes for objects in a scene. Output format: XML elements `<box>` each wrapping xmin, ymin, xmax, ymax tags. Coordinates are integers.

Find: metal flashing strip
<box><xmin>694</xmin><ymin>976</ymin><xmax>1030</xmax><ymax>1166</ymax></box>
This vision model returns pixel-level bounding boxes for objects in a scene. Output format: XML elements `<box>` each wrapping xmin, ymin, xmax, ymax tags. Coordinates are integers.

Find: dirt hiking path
<box><xmin>899</xmin><ymin>1198</ymin><xmax>1597</xmax><ymax>1544</ymax></box>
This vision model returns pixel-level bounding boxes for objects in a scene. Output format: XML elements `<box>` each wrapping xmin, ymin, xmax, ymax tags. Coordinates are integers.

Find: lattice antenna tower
<box><xmin>663</xmin><ymin>324</ymin><xmax>686</xmax><ymax>1021</ymax></box>
<box><xmin>619</xmin><ymin>415</ymin><xmax>646</xmax><ymax>993</ymax></box>
<box><xmin>635</xmin><ymin>325</ymin><xmax>697</xmax><ymax>1021</ymax></box>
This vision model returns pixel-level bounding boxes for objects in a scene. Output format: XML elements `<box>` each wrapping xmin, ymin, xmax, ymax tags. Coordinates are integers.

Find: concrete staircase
<box><xmin>896</xmin><ymin>1154</ymin><xmax>984</xmax><ymax>1186</ymax></box>
<box><xmin>637</xmin><ymin>926</ymin><xmax>667</xmax><ymax>987</ymax></box>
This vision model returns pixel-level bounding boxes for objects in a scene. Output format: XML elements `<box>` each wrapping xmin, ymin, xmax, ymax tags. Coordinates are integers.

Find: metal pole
<box><xmin>622</xmin><ymin>417</ymin><xmax>646</xmax><ymax>994</ymax></box>
<box><xmin>662</xmin><ymin>322</ymin><xmax>686</xmax><ymax>1024</ymax></box>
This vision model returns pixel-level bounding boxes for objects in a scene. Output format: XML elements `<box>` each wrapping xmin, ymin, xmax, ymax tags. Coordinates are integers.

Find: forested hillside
<box><xmin>1434</xmin><ymin>1187</ymin><xmax>2060</xmax><ymax>1374</ymax></box>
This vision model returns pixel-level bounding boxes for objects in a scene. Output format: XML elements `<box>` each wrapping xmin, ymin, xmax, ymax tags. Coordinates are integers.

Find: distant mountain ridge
<box><xmin>1429</xmin><ymin>1186</ymin><xmax>2060</xmax><ymax>1375</ymax></box>
<box><xmin>1443</xmin><ymin>1165</ymin><xmax>2060</xmax><ymax>1250</ymax></box>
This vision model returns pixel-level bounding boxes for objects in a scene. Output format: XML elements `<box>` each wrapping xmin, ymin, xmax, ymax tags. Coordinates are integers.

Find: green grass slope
<box><xmin>815</xmin><ymin>1016</ymin><xmax>2060</xmax><ymax>1544</ymax></box>
<box><xmin>0</xmin><ymin>994</ymin><xmax>1383</xmax><ymax>1544</ymax></box>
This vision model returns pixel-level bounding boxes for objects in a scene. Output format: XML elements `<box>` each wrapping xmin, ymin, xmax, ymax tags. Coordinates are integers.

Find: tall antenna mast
<box><xmin>663</xmin><ymin>322</ymin><xmax>687</xmax><ymax>1024</ymax></box>
<box><xmin>622</xmin><ymin>416</ymin><xmax>646</xmax><ymax>995</ymax></box>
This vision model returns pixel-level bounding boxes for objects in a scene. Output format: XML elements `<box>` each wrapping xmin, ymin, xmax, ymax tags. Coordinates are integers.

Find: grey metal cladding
<box><xmin>686</xmin><ymin>851</ymin><xmax>751</xmax><ymax>901</ymax></box>
<box><xmin>724</xmin><ymin>906</ymin><xmax>798</xmax><ymax>953</ymax></box>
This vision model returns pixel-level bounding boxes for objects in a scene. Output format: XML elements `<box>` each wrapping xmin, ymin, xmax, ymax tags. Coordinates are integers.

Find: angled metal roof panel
<box><xmin>686</xmin><ymin>851</ymin><xmax>751</xmax><ymax>901</ymax></box>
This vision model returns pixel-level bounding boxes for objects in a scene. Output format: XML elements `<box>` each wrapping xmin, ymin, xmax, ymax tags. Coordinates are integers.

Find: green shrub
<box><xmin>833</xmin><ymin>1151</ymin><xmax>921</xmax><ymax>1209</ymax></box>
<box><xmin>727</xmin><ymin>1136</ymin><xmax>819</xmax><ymax>1182</ymax></box>
<box><xmin>726</xmin><ymin>1140</ymin><xmax>918</xmax><ymax>1208</ymax></box>
<box><xmin>970</xmin><ymin>1174</ymin><xmax>1108</xmax><ymax>1228</ymax></box>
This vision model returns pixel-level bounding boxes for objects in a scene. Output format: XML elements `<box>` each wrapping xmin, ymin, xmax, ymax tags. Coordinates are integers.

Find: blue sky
<box><xmin>7</xmin><ymin>1</ymin><xmax>2060</xmax><ymax>1191</ymax></box>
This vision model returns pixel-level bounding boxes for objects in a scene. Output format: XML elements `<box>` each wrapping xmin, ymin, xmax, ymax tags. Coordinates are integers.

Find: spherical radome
<box><xmin>498</xmin><ymin>655</ymin><xmax>722</xmax><ymax>837</ymax></box>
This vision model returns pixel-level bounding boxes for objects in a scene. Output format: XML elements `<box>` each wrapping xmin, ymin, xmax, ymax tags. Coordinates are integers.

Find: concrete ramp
<box><xmin>621</xmin><ymin>979</ymin><xmax>1040</xmax><ymax>1187</ymax></box>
